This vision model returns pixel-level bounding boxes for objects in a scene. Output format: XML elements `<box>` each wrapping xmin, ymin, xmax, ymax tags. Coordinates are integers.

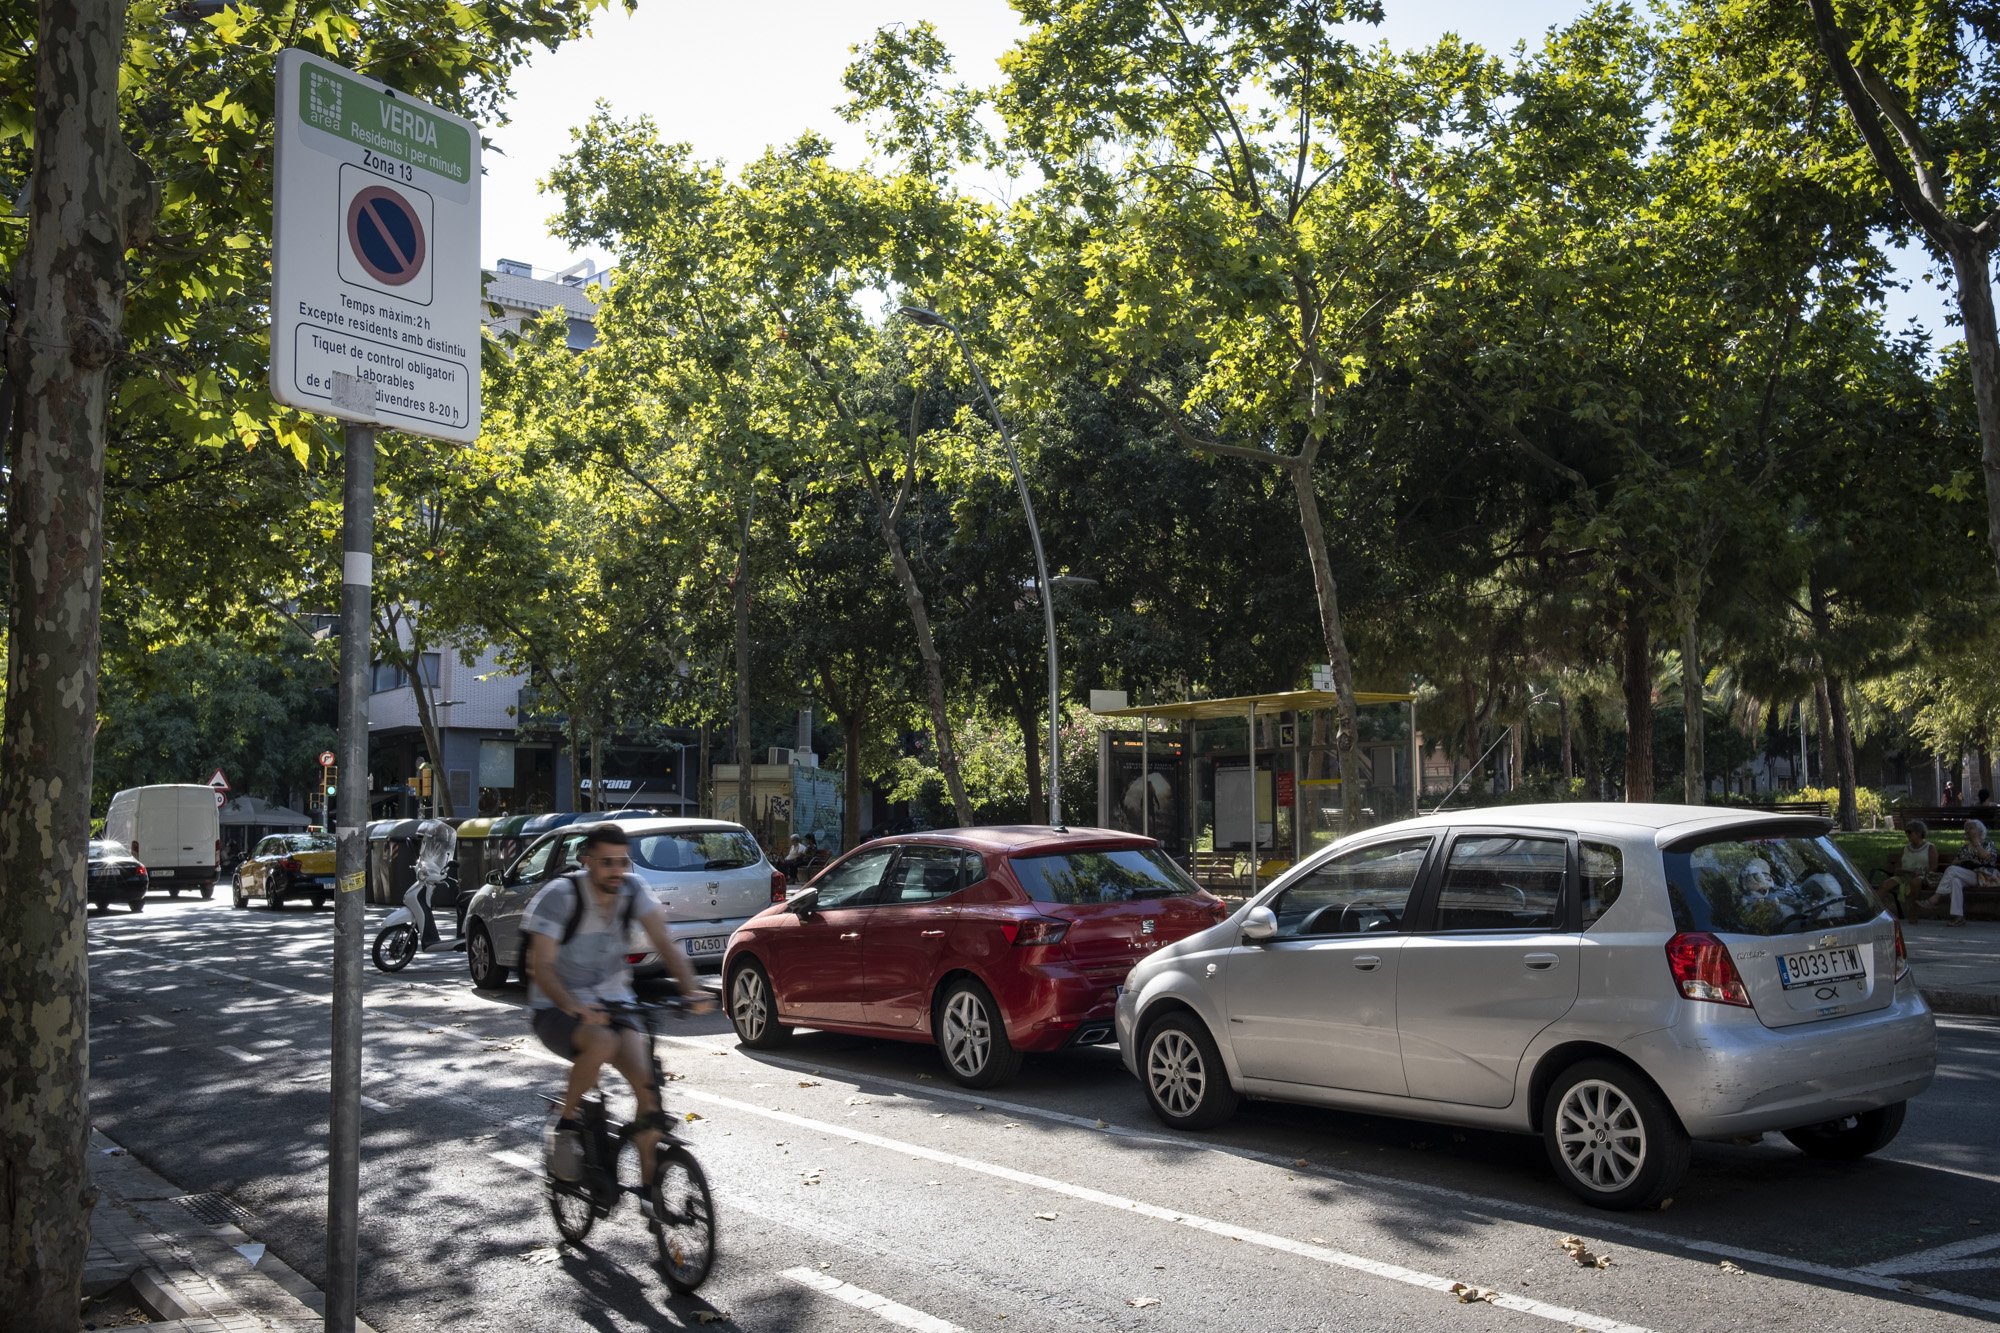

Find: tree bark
<box><xmin>566</xmin><ymin>708</ymin><xmax>584</xmax><ymax>813</ymax></box>
<box><xmin>733</xmin><ymin>493</ymin><xmax>755</xmax><ymax>831</ymax></box>
<box><xmin>1559</xmin><ymin>693</ymin><xmax>1574</xmax><ymax>783</ymax></box>
<box><xmin>1621</xmin><ymin>603</ymin><xmax>1654</xmax><ymax>802</ymax></box>
<box><xmin>1813</xmin><ymin>677</ymin><xmax>1834</xmax><ymax>795</ymax></box>
<box><xmin>841</xmin><ymin>709</ymin><xmax>864</xmax><ymax>847</ymax></box>
<box><xmin>1826</xmin><ymin>673</ymin><xmax>1859</xmax><ymax>830</ymax></box>
<box><xmin>1682</xmin><ymin>612</ymin><xmax>1704</xmax><ymax>805</ymax></box>
<box><xmin>866</xmin><ymin>488</ymin><xmax>971</xmax><ymax>825</ymax></box>
<box><xmin>1285</xmin><ymin>460</ymin><xmax>1362</xmax><ymax>823</ymax></box>
<box><xmin>0</xmin><ymin>0</ymin><xmax>154</xmax><ymax>1320</ymax></box>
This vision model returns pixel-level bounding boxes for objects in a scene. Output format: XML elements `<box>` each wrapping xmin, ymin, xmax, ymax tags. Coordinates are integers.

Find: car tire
<box><xmin>1542</xmin><ymin>1059</ymin><xmax>1689</xmax><ymax>1210</ymax></box>
<box><xmin>1781</xmin><ymin>1102</ymin><xmax>1907</xmax><ymax>1161</ymax></box>
<box><xmin>467</xmin><ymin>925</ymin><xmax>508</xmax><ymax>990</ymax></box>
<box><xmin>727</xmin><ymin>959</ymin><xmax>791</xmax><ymax>1049</ymax></box>
<box><xmin>1138</xmin><ymin>1010</ymin><xmax>1240</xmax><ymax>1131</ymax></box>
<box><xmin>168</xmin><ymin>887</ymin><xmax>179</xmax><ymax>899</ymax></box>
<box><xmin>936</xmin><ymin>978</ymin><xmax>1022</xmax><ymax>1088</ymax></box>
<box><xmin>129</xmin><ymin>898</ymin><xmax>143</xmax><ymax>913</ymax></box>
<box><xmin>232</xmin><ymin>880</ymin><xmax>247</xmax><ymax>909</ymax></box>
<box><xmin>199</xmin><ymin>883</ymin><xmax>213</xmax><ymax>900</ymax></box>
<box><xmin>265</xmin><ymin>877</ymin><xmax>285</xmax><ymax>910</ymax></box>
<box><xmin>311</xmin><ymin>892</ymin><xmax>327</xmax><ymax>910</ymax></box>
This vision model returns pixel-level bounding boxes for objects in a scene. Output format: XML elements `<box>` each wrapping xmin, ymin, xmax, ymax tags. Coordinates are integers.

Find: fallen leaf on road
<box><xmin>797</xmin><ymin>1080</ymin><xmax>821</xmax><ymax>1088</ymax></box>
<box><xmin>1034</xmin><ymin>1212</ymin><xmax>1059</xmax><ymax>1221</ymax></box>
<box><xmin>1308</xmin><ymin>1237</ymin><xmax>1326</xmax><ymax>1245</ymax></box>
<box><xmin>1656</xmin><ymin>1197</ymin><xmax>1673</xmax><ymax>1211</ymax></box>
<box><xmin>1294</xmin><ymin>1158</ymin><xmax>1310</xmax><ymax>1168</ymax></box>
<box><xmin>1559</xmin><ymin>1236</ymin><xmax>1612</xmax><ymax>1269</ymax></box>
<box><xmin>693</xmin><ymin>1311</ymin><xmax>730</xmax><ymax>1325</ymax></box>
<box><xmin>1126</xmin><ymin>1296</ymin><xmax>1161</xmax><ymax>1308</ymax></box>
<box><xmin>1002</xmin><ymin>1121</ymin><xmax>1021</xmax><ymax>1129</ymax></box>
<box><xmin>1718</xmin><ymin>1260</ymin><xmax>1746</xmax><ymax>1276</ymax></box>
<box><xmin>1095</xmin><ymin>1120</ymin><xmax>1109</xmax><ymax>1129</ymax></box>
<box><xmin>801</xmin><ymin>1170</ymin><xmax>823</xmax><ymax>1186</ymax></box>
<box><xmin>684</xmin><ymin>1111</ymin><xmax>704</xmax><ymax>1122</ymax></box>
<box><xmin>1896</xmin><ymin>1281</ymin><xmax>1932</xmax><ymax>1295</ymax></box>
<box><xmin>1153</xmin><ymin>1264</ymin><xmax>1166</xmax><ymax>1270</ymax></box>
<box><xmin>521</xmin><ymin>1246</ymin><xmax>561</xmax><ymax>1265</ymax></box>
<box><xmin>926</xmin><ymin>1180</ymin><xmax>942</xmax><ymax>1186</ymax></box>
<box><xmin>933</xmin><ymin>1113</ymin><xmax>947</xmax><ymax>1119</ymax></box>
<box><xmin>1449</xmin><ymin>1283</ymin><xmax>1499</xmax><ymax>1304</ymax></box>
<box><xmin>916</xmin><ymin>1073</ymin><xmax>933</xmax><ymax>1080</ymax></box>
<box><xmin>845</xmin><ymin>1096</ymin><xmax>870</xmax><ymax>1106</ymax></box>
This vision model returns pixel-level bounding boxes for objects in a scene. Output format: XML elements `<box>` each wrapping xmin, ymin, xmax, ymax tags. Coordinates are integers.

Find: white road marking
<box><xmin>95</xmin><ymin>941</ymin><xmax>2000</xmax><ymax>1321</ymax></box>
<box><xmin>1861</xmin><ymin>1231</ymin><xmax>2000</xmax><ymax>1275</ymax></box>
<box><xmin>132</xmin><ymin>1015</ymin><xmax>173</xmax><ymax>1029</ymax></box>
<box><xmin>360</xmin><ymin>1095</ymin><xmax>395</xmax><ymax>1114</ymax></box>
<box><xmin>217</xmin><ymin>1045</ymin><xmax>263</xmax><ymax>1064</ymax></box>
<box><xmin>781</xmin><ymin>1267</ymin><xmax>964</xmax><ymax>1333</ymax></box>
<box><xmin>709</xmin><ymin>1091</ymin><xmax>1651</xmax><ymax>1333</ymax></box>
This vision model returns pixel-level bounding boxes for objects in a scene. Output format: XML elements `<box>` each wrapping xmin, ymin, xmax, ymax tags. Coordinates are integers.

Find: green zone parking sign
<box><xmin>270</xmin><ymin>50</ymin><xmax>481</xmax><ymax>444</ymax></box>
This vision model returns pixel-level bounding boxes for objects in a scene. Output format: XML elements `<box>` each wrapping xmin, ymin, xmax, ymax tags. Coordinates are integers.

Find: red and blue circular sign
<box><xmin>346</xmin><ymin>185</ymin><xmax>426</xmax><ymax>286</ymax></box>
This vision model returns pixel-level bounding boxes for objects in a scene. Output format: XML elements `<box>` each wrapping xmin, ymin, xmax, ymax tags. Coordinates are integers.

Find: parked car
<box><xmin>104</xmin><ymin>784</ymin><xmax>220</xmax><ymax>898</ymax></box>
<box><xmin>461</xmin><ymin>817</ymin><xmax>785</xmax><ymax>990</ymax></box>
<box><xmin>232</xmin><ymin>832</ymin><xmax>338</xmax><ymax>909</ymax></box>
<box><xmin>88</xmin><ymin>840</ymin><xmax>149</xmax><ymax>913</ymax></box>
<box><xmin>1116</xmin><ymin>804</ymin><xmax>1937</xmax><ymax>1210</ymax></box>
<box><xmin>722</xmin><ymin>827</ymin><xmax>1232</xmax><ymax>1087</ymax></box>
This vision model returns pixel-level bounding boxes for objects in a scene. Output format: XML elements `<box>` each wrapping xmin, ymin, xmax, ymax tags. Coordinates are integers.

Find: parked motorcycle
<box><xmin>372</xmin><ymin>818</ymin><xmax>464</xmax><ymax>973</ymax></box>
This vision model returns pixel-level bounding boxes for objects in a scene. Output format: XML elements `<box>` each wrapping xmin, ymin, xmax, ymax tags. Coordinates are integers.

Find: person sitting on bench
<box><xmin>1920</xmin><ymin>817</ymin><xmax>1994</xmax><ymax>927</ymax></box>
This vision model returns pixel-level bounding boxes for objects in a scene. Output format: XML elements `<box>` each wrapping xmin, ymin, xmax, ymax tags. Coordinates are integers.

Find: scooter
<box><xmin>372</xmin><ymin>818</ymin><xmax>464</xmax><ymax>973</ymax></box>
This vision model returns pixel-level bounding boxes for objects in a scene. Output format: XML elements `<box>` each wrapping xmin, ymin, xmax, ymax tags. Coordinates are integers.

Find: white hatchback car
<box><xmin>462</xmin><ymin>817</ymin><xmax>784</xmax><ymax>989</ymax></box>
<box><xmin>1116</xmin><ymin>804</ymin><xmax>1937</xmax><ymax>1209</ymax></box>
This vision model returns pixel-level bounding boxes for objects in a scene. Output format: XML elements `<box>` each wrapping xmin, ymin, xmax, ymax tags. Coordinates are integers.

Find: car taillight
<box><xmin>135</xmin><ymin>863</ymin><xmax>147</xmax><ymax>876</ymax></box>
<box><xmin>1893</xmin><ymin>919</ymin><xmax>1909</xmax><ymax>982</ymax></box>
<box><xmin>626</xmin><ymin>953</ymin><xmax>647</xmax><ymax>965</ymax></box>
<box><xmin>1001</xmin><ymin>917</ymin><xmax>1069</xmax><ymax>947</ymax></box>
<box><xmin>1665</xmin><ymin>932</ymin><xmax>1752</xmax><ymax>1007</ymax></box>
<box><xmin>280</xmin><ymin>856</ymin><xmax>301</xmax><ymax>873</ymax></box>
<box><xmin>771</xmin><ymin>868</ymin><xmax>788</xmax><ymax>903</ymax></box>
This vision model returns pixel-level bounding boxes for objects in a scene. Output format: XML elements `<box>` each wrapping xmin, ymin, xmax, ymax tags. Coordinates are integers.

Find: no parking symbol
<box><xmin>336</xmin><ymin>165</ymin><xmax>434</xmax><ymax>304</ymax></box>
<box><xmin>347</xmin><ymin>185</ymin><xmax>425</xmax><ymax>286</ymax></box>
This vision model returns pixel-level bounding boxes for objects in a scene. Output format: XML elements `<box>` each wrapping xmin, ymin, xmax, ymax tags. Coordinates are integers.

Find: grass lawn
<box><xmin>1831</xmin><ymin>828</ymin><xmax>1963</xmax><ymax>877</ymax></box>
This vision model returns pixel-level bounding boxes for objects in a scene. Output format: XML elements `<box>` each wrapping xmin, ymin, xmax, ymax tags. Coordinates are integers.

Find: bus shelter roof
<box><xmin>1094</xmin><ymin>688</ymin><xmax>1414</xmax><ymax>723</ymax></box>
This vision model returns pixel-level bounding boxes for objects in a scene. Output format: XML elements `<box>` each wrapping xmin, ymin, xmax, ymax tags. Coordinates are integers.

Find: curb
<box><xmin>1920</xmin><ymin>986</ymin><xmax>2000</xmax><ymax>1018</ymax></box>
<box><xmin>89</xmin><ymin>1128</ymin><xmax>381</xmax><ymax>1332</ymax></box>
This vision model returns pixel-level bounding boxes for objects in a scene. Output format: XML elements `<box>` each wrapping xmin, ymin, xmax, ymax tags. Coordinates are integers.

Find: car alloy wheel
<box><xmin>1541</xmin><ymin>1059</ymin><xmax>1687</xmax><ymax>1210</ymax></box>
<box><xmin>731</xmin><ymin>967</ymin><xmax>769</xmax><ymax>1043</ymax></box>
<box><xmin>467</xmin><ymin>927</ymin><xmax>506</xmax><ymax>989</ymax></box>
<box><xmin>941</xmin><ymin>990</ymin><xmax>992</xmax><ymax>1079</ymax></box>
<box><xmin>1146</xmin><ymin>1028</ymin><xmax>1209</xmax><ymax>1119</ymax></box>
<box><xmin>726</xmin><ymin>961</ymin><xmax>790</xmax><ymax>1049</ymax></box>
<box><xmin>1554</xmin><ymin>1078</ymin><xmax>1647</xmax><ymax>1193</ymax></box>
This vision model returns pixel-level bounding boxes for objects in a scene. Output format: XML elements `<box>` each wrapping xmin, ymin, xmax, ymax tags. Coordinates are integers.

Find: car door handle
<box><xmin>1525</xmin><ymin>952</ymin><xmax>1559</xmax><ymax>970</ymax></box>
<box><xmin>920</xmin><ymin>929</ymin><xmax>946</xmax><ymax>938</ymax></box>
<box><xmin>1351</xmin><ymin>955</ymin><xmax>1382</xmax><ymax>971</ymax></box>
<box><xmin>839</xmin><ymin>931</ymin><xmax>861</xmax><ymax>941</ymax></box>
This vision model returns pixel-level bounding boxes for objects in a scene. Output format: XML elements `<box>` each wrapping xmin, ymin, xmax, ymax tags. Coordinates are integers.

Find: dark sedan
<box><xmin>89</xmin><ymin>839</ymin><xmax>149</xmax><ymax>913</ymax></box>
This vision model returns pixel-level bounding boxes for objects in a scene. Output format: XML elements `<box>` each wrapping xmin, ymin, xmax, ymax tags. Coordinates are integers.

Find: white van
<box><xmin>104</xmin><ymin>785</ymin><xmax>222</xmax><ymax>899</ymax></box>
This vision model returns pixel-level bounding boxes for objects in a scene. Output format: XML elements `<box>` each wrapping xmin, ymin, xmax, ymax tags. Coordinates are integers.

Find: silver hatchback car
<box><xmin>1116</xmin><ymin>804</ymin><xmax>1936</xmax><ymax>1209</ymax></box>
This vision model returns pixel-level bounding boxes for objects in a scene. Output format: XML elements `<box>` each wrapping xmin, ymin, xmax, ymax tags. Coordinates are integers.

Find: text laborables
<box><xmin>298</xmin><ymin>59</ymin><xmax>472</xmax><ymax>186</ymax></box>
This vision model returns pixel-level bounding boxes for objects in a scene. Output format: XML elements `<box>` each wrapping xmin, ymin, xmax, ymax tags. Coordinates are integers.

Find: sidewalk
<box><xmin>86</xmin><ymin>1128</ymin><xmax>377</xmax><ymax>1332</ymax></box>
<box><xmin>1904</xmin><ymin>917</ymin><xmax>2000</xmax><ymax>1017</ymax></box>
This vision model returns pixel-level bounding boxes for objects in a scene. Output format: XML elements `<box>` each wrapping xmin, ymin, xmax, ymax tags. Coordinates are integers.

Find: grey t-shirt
<box><xmin>520</xmin><ymin>874</ymin><xmax>658</xmax><ymax>1011</ymax></box>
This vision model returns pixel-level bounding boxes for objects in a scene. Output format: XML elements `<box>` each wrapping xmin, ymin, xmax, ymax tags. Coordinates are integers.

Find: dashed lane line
<box><xmin>781</xmin><ymin>1267</ymin><xmax>965</xmax><ymax>1333</ymax></box>
<box><xmin>216</xmin><ymin>1045</ymin><xmax>264</xmax><ymax>1064</ymax></box>
<box><xmin>93</xmin><ymin>940</ymin><xmax>2000</xmax><ymax>1323</ymax></box>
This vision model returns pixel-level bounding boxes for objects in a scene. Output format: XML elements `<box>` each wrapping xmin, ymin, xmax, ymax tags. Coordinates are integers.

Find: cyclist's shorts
<box><xmin>531</xmin><ymin>1006</ymin><xmax>640</xmax><ymax>1059</ymax></box>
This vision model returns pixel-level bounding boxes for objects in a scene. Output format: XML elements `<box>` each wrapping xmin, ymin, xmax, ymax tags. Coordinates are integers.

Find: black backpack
<box><xmin>523</xmin><ymin>872</ymin><xmax>640</xmax><ymax>987</ymax></box>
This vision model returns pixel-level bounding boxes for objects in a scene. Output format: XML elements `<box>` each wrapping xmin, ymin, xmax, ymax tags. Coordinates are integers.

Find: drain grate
<box><xmin>168</xmin><ymin>1192</ymin><xmax>254</xmax><ymax>1227</ymax></box>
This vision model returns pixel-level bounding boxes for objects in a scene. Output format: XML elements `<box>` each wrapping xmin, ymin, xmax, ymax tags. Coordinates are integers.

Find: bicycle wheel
<box><xmin>547</xmin><ymin>1164</ymin><xmax>597</xmax><ymax>1246</ymax></box>
<box><xmin>649</xmin><ymin>1145</ymin><xmax>716</xmax><ymax>1294</ymax></box>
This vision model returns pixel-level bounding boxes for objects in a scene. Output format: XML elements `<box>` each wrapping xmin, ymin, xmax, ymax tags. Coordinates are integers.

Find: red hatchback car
<box><xmin>721</xmin><ymin>827</ymin><xmax>1230</xmax><ymax>1086</ymax></box>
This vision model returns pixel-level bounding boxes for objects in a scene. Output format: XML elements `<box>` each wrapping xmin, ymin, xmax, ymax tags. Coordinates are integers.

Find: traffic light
<box><xmin>324</xmin><ymin>765</ymin><xmax>338</xmax><ymax>798</ymax></box>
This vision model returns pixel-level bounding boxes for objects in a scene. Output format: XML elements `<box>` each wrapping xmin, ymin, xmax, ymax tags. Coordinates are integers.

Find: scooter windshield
<box><xmin>414</xmin><ymin>819</ymin><xmax>457</xmax><ymax>882</ymax></box>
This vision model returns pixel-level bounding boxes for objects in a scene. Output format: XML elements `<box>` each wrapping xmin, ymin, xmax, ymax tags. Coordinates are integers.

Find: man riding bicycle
<box><xmin>524</xmin><ymin>822</ymin><xmax>714</xmax><ymax>1182</ymax></box>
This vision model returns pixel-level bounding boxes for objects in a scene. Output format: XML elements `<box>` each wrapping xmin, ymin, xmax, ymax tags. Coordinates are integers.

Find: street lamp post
<box><xmin>898</xmin><ymin>304</ymin><xmax>1066</xmax><ymax>827</ymax></box>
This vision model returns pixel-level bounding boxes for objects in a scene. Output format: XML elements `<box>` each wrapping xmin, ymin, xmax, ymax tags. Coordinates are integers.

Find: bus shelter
<box><xmin>1092</xmin><ymin>688</ymin><xmax>1418</xmax><ymax>895</ymax></box>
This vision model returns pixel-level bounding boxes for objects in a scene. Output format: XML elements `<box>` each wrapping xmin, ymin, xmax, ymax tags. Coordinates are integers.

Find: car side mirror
<box><xmin>1240</xmin><ymin>906</ymin><xmax>1278</xmax><ymax>944</ymax></box>
<box><xmin>790</xmin><ymin>891</ymin><xmax>819</xmax><ymax>918</ymax></box>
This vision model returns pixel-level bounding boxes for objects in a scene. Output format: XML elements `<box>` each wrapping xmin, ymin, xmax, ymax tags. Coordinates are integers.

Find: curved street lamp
<box><xmin>897</xmin><ymin>304</ymin><xmax>1066</xmax><ymax>827</ymax></box>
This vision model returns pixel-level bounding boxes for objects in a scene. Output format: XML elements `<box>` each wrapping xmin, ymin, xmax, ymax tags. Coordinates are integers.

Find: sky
<box><xmin>478</xmin><ymin>0</ymin><xmax>1952</xmax><ymax>340</ymax></box>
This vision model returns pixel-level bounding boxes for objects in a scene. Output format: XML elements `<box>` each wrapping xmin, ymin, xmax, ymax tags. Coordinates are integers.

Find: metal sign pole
<box><xmin>327</xmin><ymin>407</ymin><xmax>374</xmax><ymax>1333</ymax></box>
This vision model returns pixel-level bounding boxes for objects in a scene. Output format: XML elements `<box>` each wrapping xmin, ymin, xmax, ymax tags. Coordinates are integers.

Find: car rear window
<box><xmin>90</xmin><ymin>841</ymin><xmax>129</xmax><ymax>858</ymax></box>
<box><xmin>632</xmin><ymin>830</ymin><xmax>763</xmax><ymax>873</ymax></box>
<box><xmin>1663</xmin><ymin>835</ymin><xmax>1879</xmax><ymax>935</ymax></box>
<box><xmin>1010</xmin><ymin>848</ymin><xmax>1200</xmax><ymax>904</ymax></box>
<box><xmin>287</xmin><ymin>834</ymin><xmax>335</xmax><ymax>853</ymax></box>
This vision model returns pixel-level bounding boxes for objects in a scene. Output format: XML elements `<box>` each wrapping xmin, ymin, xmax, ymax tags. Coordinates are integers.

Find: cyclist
<box><xmin>525</xmin><ymin>822</ymin><xmax>713</xmax><ymax>1182</ymax></box>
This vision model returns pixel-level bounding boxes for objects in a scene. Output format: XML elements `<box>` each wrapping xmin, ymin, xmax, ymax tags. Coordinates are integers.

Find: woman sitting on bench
<box><xmin>1877</xmin><ymin>820</ymin><xmax>1939</xmax><ymax>920</ymax></box>
<box><xmin>1921</xmin><ymin>818</ymin><xmax>1994</xmax><ymax>927</ymax></box>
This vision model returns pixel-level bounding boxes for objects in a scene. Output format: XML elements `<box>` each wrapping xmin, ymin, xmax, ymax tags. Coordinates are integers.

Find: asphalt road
<box><xmin>87</xmin><ymin>895</ymin><xmax>2000</xmax><ymax>1332</ymax></box>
